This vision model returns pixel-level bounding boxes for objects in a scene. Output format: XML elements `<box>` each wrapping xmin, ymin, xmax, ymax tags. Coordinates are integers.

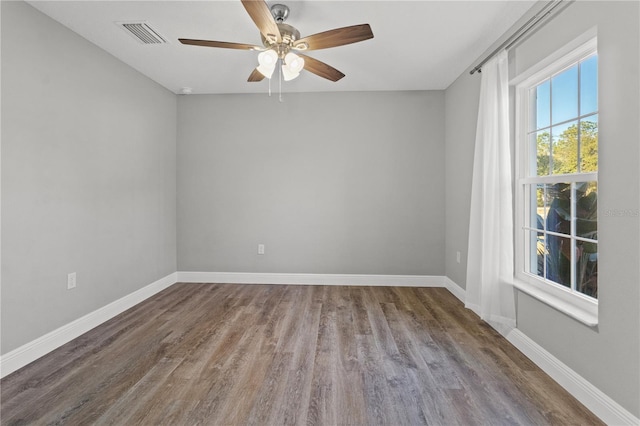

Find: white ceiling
<box><xmin>27</xmin><ymin>0</ymin><xmax>535</xmax><ymax>95</ymax></box>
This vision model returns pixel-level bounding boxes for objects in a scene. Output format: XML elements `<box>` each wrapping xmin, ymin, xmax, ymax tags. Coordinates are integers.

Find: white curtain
<box><xmin>465</xmin><ymin>50</ymin><xmax>516</xmax><ymax>333</ymax></box>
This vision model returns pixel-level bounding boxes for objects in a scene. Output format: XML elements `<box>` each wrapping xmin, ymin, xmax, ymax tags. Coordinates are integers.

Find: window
<box><xmin>514</xmin><ymin>38</ymin><xmax>598</xmax><ymax>325</ymax></box>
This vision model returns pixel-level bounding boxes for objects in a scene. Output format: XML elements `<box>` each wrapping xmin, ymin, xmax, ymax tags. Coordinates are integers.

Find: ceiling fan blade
<box><xmin>296</xmin><ymin>24</ymin><xmax>373</xmax><ymax>51</ymax></box>
<box><xmin>248</xmin><ymin>68</ymin><xmax>265</xmax><ymax>82</ymax></box>
<box><xmin>299</xmin><ymin>54</ymin><xmax>345</xmax><ymax>82</ymax></box>
<box><xmin>241</xmin><ymin>0</ymin><xmax>282</xmax><ymax>43</ymax></box>
<box><xmin>179</xmin><ymin>39</ymin><xmax>262</xmax><ymax>50</ymax></box>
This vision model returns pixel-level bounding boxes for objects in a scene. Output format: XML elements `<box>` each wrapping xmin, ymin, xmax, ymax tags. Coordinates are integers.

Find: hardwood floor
<box><xmin>1</xmin><ymin>283</ymin><xmax>603</xmax><ymax>425</ymax></box>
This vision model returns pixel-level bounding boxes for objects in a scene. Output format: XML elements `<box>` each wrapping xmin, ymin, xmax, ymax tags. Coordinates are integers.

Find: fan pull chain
<box><xmin>268</xmin><ymin>74</ymin><xmax>271</xmax><ymax>97</ymax></box>
<box><xmin>279</xmin><ymin>61</ymin><xmax>283</xmax><ymax>103</ymax></box>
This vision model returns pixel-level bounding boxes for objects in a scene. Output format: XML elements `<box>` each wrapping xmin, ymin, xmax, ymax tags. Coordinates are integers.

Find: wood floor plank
<box><xmin>93</xmin><ymin>357</ymin><xmax>183</xmax><ymax>425</ymax></box>
<box><xmin>1</xmin><ymin>283</ymin><xmax>604</xmax><ymax>426</ymax></box>
<box><xmin>278</xmin><ymin>295</ymin><xmax>322</xmax><ymax>426</ymax></box>
<box><xmin>356</xmin><ymin>334</ymin><xmax>399</xmax><ymax>425</ymax></box>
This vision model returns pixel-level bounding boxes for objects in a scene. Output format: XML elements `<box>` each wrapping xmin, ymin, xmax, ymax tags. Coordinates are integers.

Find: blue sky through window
<box><xmin>552</xmin><ymin>65</ymin><xmax>578</xmax><ymax>124</ymax></box>
<box><xmin>580</xmin><ymin>55</ymin><xmax>598</xmax><ymax>115</ymax></box>
<box><xmin>533</xmin><ymin>54</ymin><xmax>598</xmax><ymax>132</ymax></box>
<box><xmin>536</xmin><ymin>80</ymin><xmax>550</xmax><ymax>130</ymax></box>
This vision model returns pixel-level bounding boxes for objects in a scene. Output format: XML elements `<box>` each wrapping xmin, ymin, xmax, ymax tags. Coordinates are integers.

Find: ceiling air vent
<box><xmin>117</xmin><ymin>21</ymin><xmax>167</xmax><ymax>45</ymax></box>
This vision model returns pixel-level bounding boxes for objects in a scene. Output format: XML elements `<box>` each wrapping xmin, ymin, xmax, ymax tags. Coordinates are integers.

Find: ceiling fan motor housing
<box><xmin>261</xmin><ymin>23</ymin><xmax>306</xmax><ymax>57</ymax></box>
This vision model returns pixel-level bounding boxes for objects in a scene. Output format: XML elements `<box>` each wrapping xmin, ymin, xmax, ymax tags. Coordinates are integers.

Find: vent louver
<box><xmin>118</xmin><ymin>22</ymin><xmax>167</xmax><ymax>44</ymax></box>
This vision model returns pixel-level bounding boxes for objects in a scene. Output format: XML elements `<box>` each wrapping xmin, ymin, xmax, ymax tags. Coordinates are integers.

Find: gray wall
<box><xmin>444</xmin><ymin>71</ymin><xmax>481</xmax><ymax>288</ymax></box>
<box><xmin>445</xmin><ymin>1</ymin><xmax>640</xmax><ymax>416</ymax></box>
<box><xmin>1</xmin><ymin>2</ymin><xmax>177</xmax><ymax>354</ymax></box>
<box><xmin>177</xmin><ymin>91</ymin><xmax>445</xmax><ymax>275</ymax></box>
<box><xmin>514</xmin><ymin>1</ymin><xmax>639</xmax><ymax>416</ymax></box>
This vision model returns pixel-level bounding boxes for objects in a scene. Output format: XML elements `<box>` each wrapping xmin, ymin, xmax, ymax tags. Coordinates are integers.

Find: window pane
<box><xmin>552</xmin><ymin>65</ymin><xmax>578</xmax><ymax>125</ymax></box>
<box><xmin>534</xmin><ymin>131</ymin><xmax>551</xmax><ymax>176</ymax></box>
<box><xmin>531</xmin><ymin>80</ymin><xmax>550</xmax><ymax>131</ymax></box>
<box><xmin>521</xmin><ymin>51</ymin><xmax>599</xmax><ymax>302</ymax></box>
<box><xmin>576</xmin><ymin>241</ymin><xmax>597</xmax><ymax>299</ymax></box>
<box><xmin>545</xmin><ymin>183</ymin><xmax>571</xmax><ymax>236</ymax></box>
<box><xmin>545</xmin><ymin>234</ymin><xmax>571</xmax><ymax>287</ymax></box>
<box><xmin>552</xmin><ymin>121</ymin><xmax>579</xmax><ymax>174</ymax></box>
<box><xmin>580</xmin><ymin>55</ymin><xmax>598</xmax><ymax>116</ymax></box>
<box><xmin>576</xmin><ymin>181</ymin><xmax>597</xmax><ymax>240</ymax></box>
<box><xmin>530</xmin><ymin>230</ymin><xmax>545</xmax><ymax>279</ymax></box>
<box><xmin>580</xmin><ymin>115</ymin><xmax>598</xmax><ymax>172</ymax></box>
<box><xmin>534</xmin><ymin>184</ymin><xmax>545</xmax><ymax>230</ymax></box>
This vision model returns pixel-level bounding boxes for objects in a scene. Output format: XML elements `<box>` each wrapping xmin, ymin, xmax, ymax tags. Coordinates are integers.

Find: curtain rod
<box><xmin>469</xmin><ymin>0</ymin><xmax>569</xmax><ymax>75</ymax></box>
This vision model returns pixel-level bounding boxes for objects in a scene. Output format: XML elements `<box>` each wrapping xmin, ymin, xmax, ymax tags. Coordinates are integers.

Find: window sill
<box><xmin>513</xmin><ymin>277</ymin><xmax>598</xmax><ymax>326</ymax></box>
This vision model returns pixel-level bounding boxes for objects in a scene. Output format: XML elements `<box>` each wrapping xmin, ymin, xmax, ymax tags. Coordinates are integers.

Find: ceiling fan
<box><xmin>179</xmin><ymin>0</ymin><xmax>374</xmax><ymax>83</ymax></box>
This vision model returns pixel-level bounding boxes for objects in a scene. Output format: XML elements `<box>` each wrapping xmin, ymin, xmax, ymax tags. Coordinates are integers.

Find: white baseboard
<box><xmin>177</xmin><ymin>271</ymin><xmax>446</xmax><ymax>287</ymax></box>
<box><xmin>443</xmin><ymin>277</ymin><xmax>638</xmax><ymax>425</ymax></box>
<box><xmin>443</xmin><ymin>276</ymin><xmax>466</xmax><ymax>303</ymax></box>
<box><xmin>0</xmin><ymin>272</ymin><xmax>178</xmax><ymax>379</ymax></box>
<box><xmin>506</xmin><ymin>329</ymin><xmax>639</xmax><ymax>426</ymax></box>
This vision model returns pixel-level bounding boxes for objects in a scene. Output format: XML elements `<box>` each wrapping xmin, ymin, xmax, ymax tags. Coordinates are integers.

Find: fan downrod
<box><xmin>270</xmin><ymin>4</ymin><xmax>289</xmax><ymax>23</ymax></box>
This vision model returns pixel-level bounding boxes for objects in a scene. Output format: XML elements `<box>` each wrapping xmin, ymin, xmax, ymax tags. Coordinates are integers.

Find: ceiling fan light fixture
<box><xmin>284</xmin><ymin>52</ymin><xmax>304</xmax><ymax>73</ymax></box>
<box><xmin>258</xmin><ymin>49</ymin><xmax>278</xmax><ymax>67</ymax></box>
<box><xmin>257</xmin><ymin>63</ymin><xmax>276</xmax><ymax>79</ymax></box>
<box><xmin>257</xmin><ymin>49</ymin><xmax>278</xmax><ymax>78</ymax></box>
<box><xmin>281</xmin><ymin>65</ymin><xmax>300</xmax><ymax>81</ymax></box>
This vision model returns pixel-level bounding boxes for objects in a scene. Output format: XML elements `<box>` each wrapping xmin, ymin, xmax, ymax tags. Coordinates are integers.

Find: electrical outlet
<box><xmin>257</xmin><ymin>244</ymin><xmax>265</xmax><ymax>255</ymax></box>
<box><xmin>67</xmin><ymin>272</ymin><xmax>77</xmax><ymax>290</ymax></box>
<box><xmin>456</xmin><ymin>251</ymin><xmax>461</xmax><ymax>264</ymax></box>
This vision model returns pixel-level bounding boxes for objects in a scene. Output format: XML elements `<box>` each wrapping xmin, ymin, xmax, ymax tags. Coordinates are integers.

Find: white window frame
<box><xmin>513</xmin><ymin>36</ymin><xmax>598</xmax><ymax>326</ymax></box>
